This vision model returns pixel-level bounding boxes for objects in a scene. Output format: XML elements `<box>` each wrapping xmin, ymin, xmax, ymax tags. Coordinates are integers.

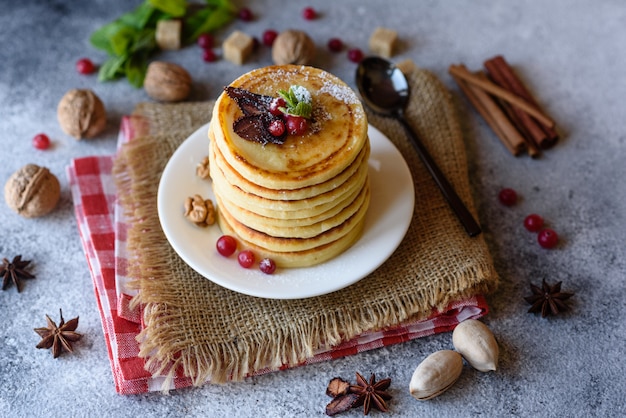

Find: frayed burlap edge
<box><xmin>113</xmin><ymin>63</ymin><xmax>498</xmax><ymax>390</ymax></box>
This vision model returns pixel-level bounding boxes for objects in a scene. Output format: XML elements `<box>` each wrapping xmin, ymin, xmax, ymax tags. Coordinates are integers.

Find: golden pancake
<box><xmin>209</xmin><ymin>127</ymin><xmax>370</xmax><ymax>201</ymax></box>
<box><xmin>210</xmin><ymin>146</ymin><xmax>369</xmax><ymax>213</ymax></box>
<box><xmin>214</xmin><ymin>179</ymin><xmax>369</xmax><ymax>239</ymax></box>
<box><xmin>210</xmin><ymin>65</ymin><xmax>368</xmax><ymax>190</ymax></box>
<box><xmin>216</xmin><ymin>211</ymin><xmax>366</xmax><ymax>268</ymax></box>
<box><xmin>216</xmin><ymin>183</ymin><xmax>370</xmax><ymax>253</ymax></box>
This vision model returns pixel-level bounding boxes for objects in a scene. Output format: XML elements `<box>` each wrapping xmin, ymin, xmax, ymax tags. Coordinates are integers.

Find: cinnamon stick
<box><xmin>448</xmin><ymin>64</ymin><xmax>555</xmax><ymax>129</ymax></box>
<box><xmin>477</xmin><ymin>71</ymin><xmax>542</xmax><ymax>156</ymax></box>
<box><xmin>484</xmin><ymin>55</ymin><xmax>559</xmax><ymax>148</ymax></box>
<box><xmin>450</xmin><ymin>68</ymin><xmax>526</xmax><ymax>156</ymax></box>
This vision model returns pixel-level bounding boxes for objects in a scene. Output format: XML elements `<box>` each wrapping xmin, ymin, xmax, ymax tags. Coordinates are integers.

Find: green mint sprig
<box><xmin>89</xmin><ymin>0</ymin><xmax>236</xmax><ymax>88</ymax></box>
<box><xmin>278</xmin><ymin>85</ymin><xmax>313</xmax><ymax>119</ymax></box>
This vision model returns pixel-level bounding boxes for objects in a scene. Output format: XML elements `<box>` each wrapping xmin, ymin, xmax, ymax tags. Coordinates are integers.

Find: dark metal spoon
<box><xmin>356</xmin><ymin>57</ymin><xmax>481</xmax><ymax>237</ymax></box>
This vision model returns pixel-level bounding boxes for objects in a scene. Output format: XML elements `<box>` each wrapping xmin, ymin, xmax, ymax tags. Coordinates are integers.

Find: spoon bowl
<box><xmin>356</xmin><ymin>57</ymin><xmax>410</xmax><ymax>115</ymax></box>
<box><xmin>356</xmin><ymin>57</ymin><xmax>481</xmax><ymax>237</ymax></box>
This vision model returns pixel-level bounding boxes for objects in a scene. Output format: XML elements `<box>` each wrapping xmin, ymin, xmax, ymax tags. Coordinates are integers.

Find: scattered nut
<box><xmin>196</xmin><ymin>156</ymin><xmax>211</xmax><ymax>180</ymax></box>
<box><xmin>57</xmin><ymin>89</ymin><xmax>107</xmax><ymax>139</ymax></box>
<box><xmin>369</xmin><ymin>27</ymin><xmax>398</xmax><ymax>58</ymax></box>
<box><xmin>409</xmin><ymin>350</ymin><xmax>463</xmax><ymax>401</ymax></box>
<box><xmin>143</xmin><ymin>61</ymin><xmax>192</xmax><ymax>102</ymax></box>
<box><xmin>155</xmin><ymin>19</ymin><xmax>182</xmax><ymax>50</ymax></box>
<box><xmin>452</xmin><ymin>319</ymin><xmax>499</xmax><ymax>372</ymax></box>
<box><xmin>184</xmin><ymin>194</ymin><xmax>215</xmax><ymax>227</ymax></box>
<box><xmin>223</xmin><ymin>30</ymin><xmax>255</xmax><ymax>65</ymax></box>
<box><xmin>4</xmin><ymin>164</ymin><xmax>61</xmax><ymax>218</ymax></box>
<box><xmin>271</xmin><ymin>29</ymin><xmax>316</xmax><ymax>65</ymax></box>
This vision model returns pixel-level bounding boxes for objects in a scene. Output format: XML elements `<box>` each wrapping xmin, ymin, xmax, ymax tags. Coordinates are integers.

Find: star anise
<box><xmin>325</xmin><ymin>373</ymin><xmax>392</xmax><ymax>416</ymax></box>
<box><xmin>34</xmin><ymin>309</ymin><xmax>82</xmax><ymax>358</ymax></box>
<box><xmin>350</xmin><ymin>372</ymin><xmax>392</xmax><ymax>415</ymax></box>
<box><xmin>1</xmin><ymin>255</ymin><xmax>35</xmax><ymax>292</ymax></box>
<box><xmin>524</xmin><ymin>279</ymin><xmax>574</xmax><ymax>317</ymax></box>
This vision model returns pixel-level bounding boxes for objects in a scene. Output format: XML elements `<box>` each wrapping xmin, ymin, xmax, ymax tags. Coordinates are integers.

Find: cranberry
<box><xmin>538</xmin><ymin>228</ymin><xmax>559</xmax><ymax>249</ymax></box>
<box><xmin>238</xmin><ymin>7</ymin><xmax>254</xmax><ymax>21</ymax></box>
<box><xmin>347</xmin><ymin>48</ymin><xmax>364</xmax><ymax>63</ymax></box>
<box><xmin>262</xmin><ymin>29</ymin><xmax>278</xmax><ymax>46</ymax></box>
<box><xmin>76</xmin><ymin>58</ymin><xmax>96</xmax><ymax>75</ymax></box>
<box><xmin>202</xmin><ymin>48</ymin><xmax>217</xmax><ymax>62</ymax></box>
<box><xmin>302</xmin><ymin>7</ymin><xmax>317</xmax><ymax>20</ymax></box>
<box><xmin>268</xmin><ymin>119</ymin><xmax>286</xmax><ymax>137</ymax></box>
<box><xmin>498</xmin><ymin>188</ymin><xmax>518</xmax><ymax>206</ymax></box>
<box><xmin>33</xmin><ymin>133</ymin><xmax>51</xmax><ymax>150</ymax></box>
<box><xmin>238</xmin><ymin>250</ymin><xmax>255</xmax><ymax>268</ymax></box>
<box><xmin>197</xmin><ymin>33</ymin><xmax>214</xmax><ymax>49</ymax></box>
<box><xmin>269</xmin><ymin>97</ymin><xmax>286</xmax><ymax>116</ymax></box>
<box><xmin>259</xmin><ymin>258</ymin><xmax>277</xmax><ymax>274</ymax></box>
<box><xmin>327</xmin><ymin>38</ymin><xmax>343</xmax><ymax>53</ymax></box>
<box><xmin>285</xmin><ymin>115</ymin><xmax>307</xmax><ymax>136</ymax></box>
<box><xmin>216</xmin><ymin>235</ymin><xmax>237</xmax><ymax>257</ymax></box>
<box><xmin>524</xmin><ymin>214</ymin><xmax>544</xmax><ymax>232</ymax></box>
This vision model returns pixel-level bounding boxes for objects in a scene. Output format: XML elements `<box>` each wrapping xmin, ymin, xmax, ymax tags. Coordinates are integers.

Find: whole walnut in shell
<box><xmin>271</xmin><ymin>29</ymin><xmax>316</xmax><ymax>65</ymax></box>
<box><xmin>4</xmin><ymin>164</ymin><xmax>61</xmax><ymax>218</ymax></box>
<box><xmin>57</xmin><ymin>89</ymin><xmax>107</xmax><ymax>139</ymax></box>
<box><xmin>143</xmin><ymin>61</ymin><xmax>192</xmax><ymax>102</ymax></box>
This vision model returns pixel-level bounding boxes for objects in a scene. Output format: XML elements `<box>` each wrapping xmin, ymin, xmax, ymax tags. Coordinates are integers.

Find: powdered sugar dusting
<box><xmin>292</xmin><ymin>85</ymin><xmax>312</xmax><ymax>104</ymax></box>
<box><xmin>319</xmin><ymin>80</ymin><xmax>360</xmax><ymax>105</ymax></box>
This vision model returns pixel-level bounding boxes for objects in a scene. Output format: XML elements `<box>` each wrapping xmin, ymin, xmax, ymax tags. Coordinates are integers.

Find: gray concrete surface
<box><xmin>1</xmin><ymin>0</ymin><xmax>624</xmax><ymax>416</ymax></box>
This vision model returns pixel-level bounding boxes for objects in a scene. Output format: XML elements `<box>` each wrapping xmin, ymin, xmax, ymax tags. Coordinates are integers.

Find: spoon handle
<box><xmin>397</xmin><ymin>115</ymin><xmax>482</xmax><ymax>237</ymax></box>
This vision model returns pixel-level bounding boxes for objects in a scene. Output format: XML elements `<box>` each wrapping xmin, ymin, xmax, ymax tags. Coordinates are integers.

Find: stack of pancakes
<box><xmin>208</xmin><ymin>65</ymin><xmax>370</xmax><ymax>268</ymax></box>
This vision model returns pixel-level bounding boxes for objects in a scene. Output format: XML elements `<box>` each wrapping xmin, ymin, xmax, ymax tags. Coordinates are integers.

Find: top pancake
<box><xmin>210</xmin><ymin>65</ymin><xmax>368</xmax><ymax>190</ymax></box>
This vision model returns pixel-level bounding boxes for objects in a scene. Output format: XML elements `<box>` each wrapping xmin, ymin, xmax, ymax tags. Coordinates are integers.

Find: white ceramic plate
<box><xmin>158</xmin><ymin>123</ymin><xmax>414</xmax><ymax>299</ymax></box>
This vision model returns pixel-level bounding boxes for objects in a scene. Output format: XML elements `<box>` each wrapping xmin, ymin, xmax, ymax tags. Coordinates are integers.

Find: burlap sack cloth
<box><xmin>114</xmin><ymin>61</ymin><xmax>498</xmax><ymax>387</ymax></box>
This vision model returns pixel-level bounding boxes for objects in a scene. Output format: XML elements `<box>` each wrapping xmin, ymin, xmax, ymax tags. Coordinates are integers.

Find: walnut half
<box><xmin>184</xmin><ymin>194</ymin><xmax>215</xmax><ymax>227</ymax></box>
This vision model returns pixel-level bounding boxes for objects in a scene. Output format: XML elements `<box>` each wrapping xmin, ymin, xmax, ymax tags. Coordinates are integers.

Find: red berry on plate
<box><xmin>347</xmin><ymin>48</ymin><xmax>364</xmax><ymax>63</ymax></box>
<box><xmin>262</xmin><ymin>29</ymin><xmax>278</xmax><ymax>46</ymax></box>
<box><xmin>269</xmin><ymin>97</ymin><xmax>286</xmax><ymax>116</ymax></box>
<box><xmin>202</xmin><ymin>48</ymin><xmax>217</xmax><ymax>62</ymax></box>
<box><xmin>524</xmin><ymin>214</ymin><xmax>544</xmax><ymax>232</ymax></box>
<box><xmin>537</xmin><ymin>228</ymin><xmax>559</xmax><ymax>249</ymax></box>
<box><xmin>259</xmin><ymin>258</ymin><xmax>277</xmax><ymax>274</ymax></box>
<box><xmin>327</xmin><ymin>38</ymin><xmax>343</xmax><ymax>52</ymax></box>
<box><xmin>238</xmin><ymin>7</ymin><xmax>254</xmax><ymax>21</ymax></box>
<box><xmin>216</xmin><ymin>235</ymin><xmax>237</xmax><ymax>257</ymax></box>
<box><xmin>268</xmin><ymin>119</ymin><xmax>286</xmax><ymax>137</ymax></box>
<box><xmin>285</xmin><ymin>115</ymin><xmax>307</xmax><ymax>136</ymax></box>
<box><xmin>197</xmin><ymin>33</ymin><xmax>214</xmax><ymax>49</ymax></box>
<box><xmin>498</xmin><ymin>188</ymin><xmax>517</xmax><ymax>206</ymax></box>
<box><xmin>76</xmin><ymin>58</ymin><xmax>96</xmax><ymax>75</ymax></box>
<box><xmin>302</xmin><ymin>7</ymin><xmax>317</xmax><ymax>20</ymax></box>
<box><xmin>238</xmin><ymin>250</ymin><xmax>255</xmax><ymax>268</ymax></box>
<box><xmin>33</xmin><ymin>133</ymin><xmax>51</xmax><ymax>150</ymax></box>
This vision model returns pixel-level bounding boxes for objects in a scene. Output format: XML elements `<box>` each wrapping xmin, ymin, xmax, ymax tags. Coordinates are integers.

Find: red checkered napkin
<box><xmin>66</xmin><ymin>116</ymin><xmax>489</xmax><ymax>394</ymax></box>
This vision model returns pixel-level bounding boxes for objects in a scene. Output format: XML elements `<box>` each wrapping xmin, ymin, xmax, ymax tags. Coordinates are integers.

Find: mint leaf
<box><xmin>184</xmin><ymin>5</ymin><xmax>235</xmax><ymax>42</ymax></box>
<box><xmin>125</xmin><ymin>52</ymin><xmax>148</xmax><ymax>88</ymax></box>
<box><xmin>109</xmin><ymin>25</ymin><xmax>138</xmax><ymax>56</ymax></box>
<box><xmin>148</xmin><ymin>0</ymin><xmax>186</xmax><ymax>17</ymax></box>
<box><xmin>90</xmin><ymin>21</ymin><xmax>126</xmax><ymax>55</ymax></box>
<box><xmin>278</xmin><ymin>86</ymin><xmax>313</xmax><ymax>118</ymax></box>
<box><xmin>119</xmin><ymin>3</ymin><xmax>158</xmax><ymax>29</ymax></box>
<box><xmin>98</xmin><ymin>55</ymin><xmax>127</xmax><ymax>82</ymax></box>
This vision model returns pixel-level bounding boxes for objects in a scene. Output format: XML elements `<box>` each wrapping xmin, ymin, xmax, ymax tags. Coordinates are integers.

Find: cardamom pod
<box><xmin>409</xmin><ymin>350</ymin><xmax>463</xmax><ymax>401</ymax></box>
<box><xmin>452</xmin><ymin>319</ymin><xmax>499</xmax><ymax>372</ymax></box>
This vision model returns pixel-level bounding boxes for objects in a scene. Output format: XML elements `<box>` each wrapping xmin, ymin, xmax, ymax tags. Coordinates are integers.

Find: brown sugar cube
<box><xmin>155</xmin><ymin>20</ymin><xmax>182</xmax><ymax>50</ymax></box>
<box><xmin>369</xmin><ymin>27</ymin><xmax>398</xmax><ymax>58</ymax></box>
<box><xmin>223</xmin><ymin>30</ymin><xmax>254</xmax><ymax>65</ymax></box>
